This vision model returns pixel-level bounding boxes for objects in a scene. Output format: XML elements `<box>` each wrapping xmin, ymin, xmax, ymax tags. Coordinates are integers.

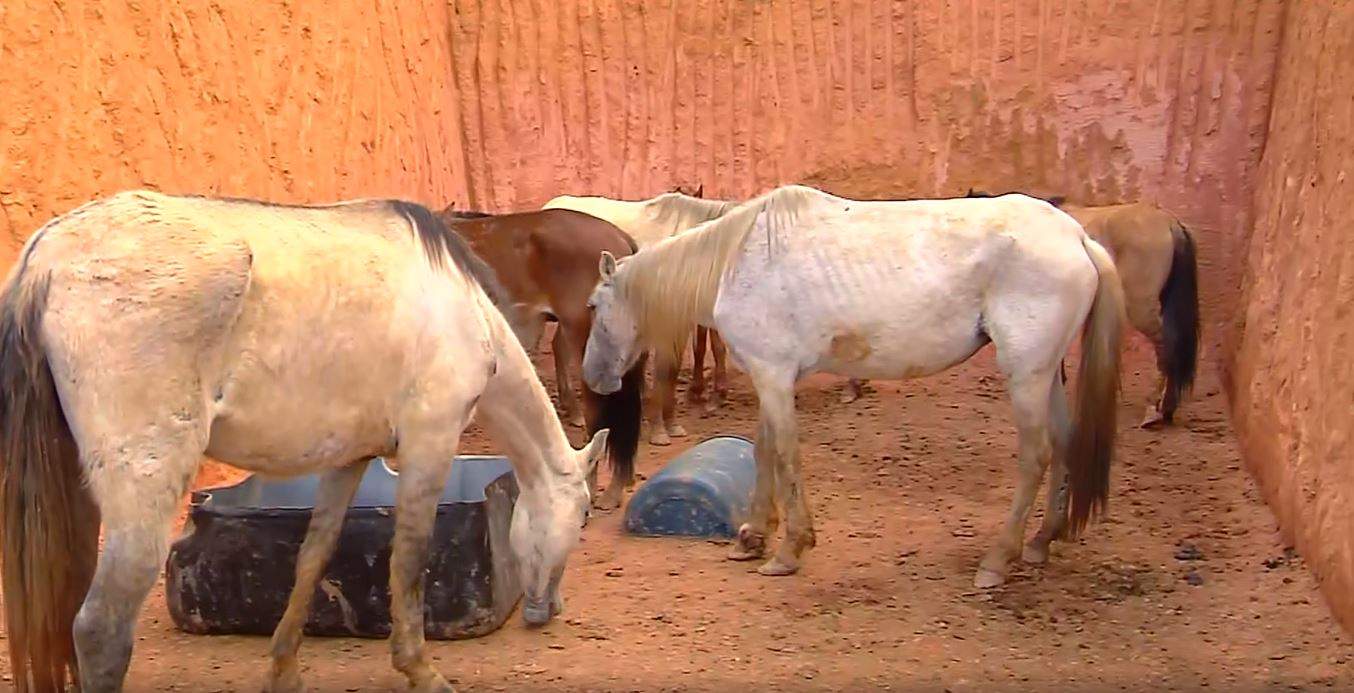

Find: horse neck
<box><xmin>473</xmin><ymin>317</ymin><xmax>575</xmax><ymax>490</ymax></box>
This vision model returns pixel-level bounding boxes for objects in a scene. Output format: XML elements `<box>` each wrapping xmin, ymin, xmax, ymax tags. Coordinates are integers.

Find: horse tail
<box><xmin>0</xmin><ymin>268</ymin><xmax>100</xmax><ymax>692</ymax></box>
<box><xmin>1159</xmin><ymin>222</ymin><xmax>1200</xmax><ymax>417</ymax></box>
<box><xmin>584</xmin><ymin>352</ymin><xmax>645</xmax><ymax>489</ymax></box>
<box><xmin>1065</xmin><ymin>236</ymin><xmax>1126</xmax><ymax>538</ymax></box>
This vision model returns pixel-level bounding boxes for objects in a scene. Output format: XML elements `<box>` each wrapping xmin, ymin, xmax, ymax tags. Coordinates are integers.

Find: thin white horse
<box><xmin>582</xmin><ymin>185</ymin><xmax>1125</xmax><ymax>587</ymax></box>
<box><xmin>0</xmin><ymin>191</ymin><xmax>607</xmax><ymax>693</ymax></box>
<box><xmin>543</xmin><ymin>188</ymin><xmax>739</xmax><ymax>444</ymax></box>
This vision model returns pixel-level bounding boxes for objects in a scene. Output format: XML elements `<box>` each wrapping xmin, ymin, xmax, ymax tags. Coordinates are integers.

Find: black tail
<box><xmin>583</xmin><ymin>352</ymin><xmax>645</xmax><ymax>489</ymax></box>
<box><xmin>1159</xmin><ymin>223</ymin><xmax>1200</xmax><ymax>417</ymax></box>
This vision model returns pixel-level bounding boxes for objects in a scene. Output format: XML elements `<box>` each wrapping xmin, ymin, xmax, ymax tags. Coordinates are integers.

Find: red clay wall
<box><xmin>449</xmin><ymin>0</ymin><xmax>1284</xmax><ymax>330</ymax></box>
<box><xmin>1227</xmin><ymin>2</ymin><xmax>1354</xmax><ymax>632</ymax></box>
<box><xmin>0</xmin><ymin>0</ymin><xmax>472</xmax><ymax>269</ymax></box>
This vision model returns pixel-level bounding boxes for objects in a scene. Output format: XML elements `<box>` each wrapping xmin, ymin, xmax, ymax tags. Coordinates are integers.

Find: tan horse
<box><xmin>542</xmin><ymin>188</ymin><xmax>739</xmax><ymax>445</ymax></box>
<box><xmin>0</xmin><ymin>192</ymin><xmax>606</xmax><ymax>692</ymax></box>
<box><xmin>438</xmin><ymin>207</ymin><xmax>645</xmax><ymax>509</ymax></box>
<box><xmin>583</xmin><ymin>185</ymin><xmax>1125</xmax><ymax>587</ymax></box>
<box><xmin>964</xmin><ymin>191</ymin><xmax>1200</xmax><ymax>427</ymax></box>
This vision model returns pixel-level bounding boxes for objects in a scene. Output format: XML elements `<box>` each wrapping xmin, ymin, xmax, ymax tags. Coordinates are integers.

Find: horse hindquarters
<box><xmin>0</xmin><ymin>274</ymin><xmax>99</xmax><ymax>692</ymax></box>
<box><xmin>34</xmin><ymin>232</ymin><xmax>251</xmax><ymax>691</ymax></box>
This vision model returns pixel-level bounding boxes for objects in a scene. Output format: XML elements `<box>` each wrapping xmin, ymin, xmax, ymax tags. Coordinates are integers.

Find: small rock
<box><xmin>1184</xmin><ymin>570</ymin><xmax>1204</xmax><ymax>586</ymax></box>
<box><xmin>1175</xmin><ymin>544</ymin><xmax>1204</xmax><ymax>561</ymax></box>
<box><xmin>952</xmin><ymin>528</ymin><xmax>976</xmax><ymax>538</ymax></box>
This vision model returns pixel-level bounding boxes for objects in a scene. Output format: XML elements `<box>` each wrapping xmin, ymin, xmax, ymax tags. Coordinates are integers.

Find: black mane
<box><xmin>964</xmin><ymin>188</ymin><xmax>1067</xmax><ymax>208</ymax></box>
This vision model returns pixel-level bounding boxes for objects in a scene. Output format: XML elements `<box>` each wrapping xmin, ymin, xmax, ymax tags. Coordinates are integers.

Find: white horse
<box><xmin>582</xmin><ymin>185</ymin><xmax>1125</xmax><ymax>587</ymax></box>
<box><xmin>543</xmin><ymin>188</ymin><xmax>739</xmax><ymax>444</ymax></box>
<box><xmin>0</xmin><ymin>191</ymin><xmax>607</xmax><ymax>693</ymax></box>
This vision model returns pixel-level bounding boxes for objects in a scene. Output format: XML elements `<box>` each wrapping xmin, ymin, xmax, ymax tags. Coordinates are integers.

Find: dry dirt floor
<box><xmin>2</xmin><ymin>337</ymin><xmax>1352</xmax><ymax>692</ymax></box>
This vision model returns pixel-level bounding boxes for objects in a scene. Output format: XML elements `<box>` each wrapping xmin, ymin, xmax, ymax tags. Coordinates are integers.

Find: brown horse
<box><xmin>845</xmin><ymin>191</ymin><xmax>1199</xmax><ymax>428</ymax></box>
<box><xmin>438</xmin><ymin>207</ymin><xmax>644</xmax><ymax>508</ymax></box>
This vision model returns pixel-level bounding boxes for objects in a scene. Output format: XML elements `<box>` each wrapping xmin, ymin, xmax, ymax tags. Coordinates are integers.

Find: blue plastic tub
<box><xmin>623</xmin><ymin>435</ymin><xmax>755</xmax><ymax>538</ymax></box>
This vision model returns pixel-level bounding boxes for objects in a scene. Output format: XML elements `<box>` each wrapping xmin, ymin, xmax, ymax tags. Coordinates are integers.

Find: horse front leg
<box><xmin>730</xmin><ymin>364</ymin><xmax>810</xmax><ymax>576</ymax></box>
<box><xmin>265</xmin><ymin>460</ymin><xmax>371</xmax><ymax>692</ymax></box>
<box><xmin>727</xmin><ymin>416</ymin><xmax>779</xmax><ymax>562</ymax></box>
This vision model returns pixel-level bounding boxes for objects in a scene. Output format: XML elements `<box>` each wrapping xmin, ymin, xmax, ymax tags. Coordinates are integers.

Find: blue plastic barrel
<box><xmin>623</xmin><ymin>435</ymin><xmax>755</xmax><ymax>538</ymax></box>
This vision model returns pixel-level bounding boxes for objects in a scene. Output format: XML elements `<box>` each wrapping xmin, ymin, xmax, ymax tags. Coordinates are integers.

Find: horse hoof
<box><xmin>1022</xmin><ymin>542</ymin><xmax>1050</xmax><ymax>565</ymax></box>
<box><xmin>650</xmin><ymin>430</ymin><xmax>672</xmax><ymax>446</ymax></box>
<box><xmin>409</xmin><ymin>673</ymin><xmax>455</xmax><ymax>693</ymax></box>
<box><xmin>1138</xmin><ymin>408</ymin><xmax>1166</xmax><ymax>429</ymax></box>
<box><xmin>667</xmin><ymin>424</ymin><xmax>689</xmax><ymax>438</ymax></box>
<box><xmin>262</xmin><ymin>672</ymin><xmax>306</xmax><ymax>693</ymax></box>
<box><xmin>727</xmin><ymin>526</ymin><xmax>766</xmax><ymax>561</ymax></box>
<box><xmin>757</xmin><ymin>556</ymin><xmax>800</xmax><ymax>576</ymax></box>
<box><xmin>973</xmin><ymin>568</ymin><xmax>1006</xmax><ymax>589</ymax></box>
<box><xmin>593</xmin><ymin>487</ymin><xmax>624</xmax><ymax>511</ymax></box>
<box><xmin>839</xmin><ymin>390</ymin><xmax>859</xmax><ymax>404</ymax></box>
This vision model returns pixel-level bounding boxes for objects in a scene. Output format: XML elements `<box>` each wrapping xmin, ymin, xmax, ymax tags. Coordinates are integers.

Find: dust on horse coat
<box><xmin>582</xmin><ymin>184</ymin><xmax>1125</xmax><ymax>588</ymax></box>
<box><xmin>438</xmin><ymin>206</ymin><xmax>645</xmax><ymax>509</ymax></box>
<box><xmin>965</xmin><ymin>190</ymin><xmax>1200</xmax><ymax>426</ymax></box>
<box><xmin>0</xmin><ymin>191</ymin><xmax>606</xmax><ymax>692</ymax></box>
<box><xmin>542</xmin><ymin>191</ymin><xmax>739</xmax><ymax>444</ymax></box>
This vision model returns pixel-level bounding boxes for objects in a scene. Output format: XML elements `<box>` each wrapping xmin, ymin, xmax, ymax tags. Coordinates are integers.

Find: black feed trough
<box><xmin>165</xmin><ymin>456</ymin><xmax>521</xmax><ymax>640</ymax></box>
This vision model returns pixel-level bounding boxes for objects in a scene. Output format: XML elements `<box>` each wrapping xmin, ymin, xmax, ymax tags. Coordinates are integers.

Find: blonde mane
<box><xmin>642</xmin><ymin>192</ymin><xmax>740</xmax><ymax>236</ymax></box>
<box><xmin>613</xmin><ymin>185</ymin><xmax>827</xmax><ymax>361</ymax></box>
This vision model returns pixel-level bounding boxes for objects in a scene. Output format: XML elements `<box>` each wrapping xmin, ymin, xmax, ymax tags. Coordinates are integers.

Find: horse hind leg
<box><xmin>840</xmin><ymin>378</ymin><xmax>867</xmax><ymax>404</ymax></box>
<box><xmin>265</xmin><ymin>459</ymin><xmax>371</xmax><ymax>692</ymax></box>
<box><xmin>73</xmin><ymin>429</ymin><xmax>206</xmax><ymax>691</ymax></box>
<box><xmin>647</xmin><ymin>354</ymin><xmax>686</xmax><ymax>445</ymax></box>
<box><xmin>976</xmin><ymin>367</ymin><xmax>1058</xmax><ymax>588</ymax></box>
<box><xmin>388</xmin><ymin>440</ymin><xmax>460</xmax><ymax>693</ymax></box>
<box><xmin>1024</xmin><ymin>374</ymin><xmax>1072</xmax><ymax>565</ymax></box>
<box><xmin>708</xmin><ymin>330</ymin><xmax>730</xmax><ymax>414</ymax></box>
<box><xmin>688</xmin><ymin>326</ymin><xmax>709</xmax><ymax>405</ymax></box>
<box><xmin>552</xmin><ymin>327</ymin><xmax>585</xmax><ymax>428</ymax></box>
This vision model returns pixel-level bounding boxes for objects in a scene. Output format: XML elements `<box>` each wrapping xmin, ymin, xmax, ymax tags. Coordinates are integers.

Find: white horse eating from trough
<box><xmin>582</xmin><ymin>184</ymin><xmax>1126</xmax><ymax>587</ymax></box>
<box><xmin>0</xmin><ymin>191</ymin><xmax>607</xmax><ymax>692</ymax></box>
<box><xmin>543</xmin><ymin>188</ymin><xmax>739</xmax><ymax>444</ymax></box>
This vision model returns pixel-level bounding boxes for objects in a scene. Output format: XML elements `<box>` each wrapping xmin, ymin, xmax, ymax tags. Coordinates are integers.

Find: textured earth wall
<box><xmin>1228</xmin><ymin>2</ymin><xmax>1354</xmax><ymax>632</ymax></box>
<box><xmin>448</xmin><ymin>0</ymin><xmax>1284</xmax><ymax>333</ymax></box>
<box><xmin>0</xmin><ymin>0</ymin><xmax>471</xmax><ymax>268</ymax></box>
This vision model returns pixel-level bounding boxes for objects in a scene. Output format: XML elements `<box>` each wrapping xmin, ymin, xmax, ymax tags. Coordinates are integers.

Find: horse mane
<box><xmin>615</xmin><ymin>185</ymin><xmax>825</xmax><ymax>360</ymax></box>
<box><xmin>964</xmin><ymin>188</ymin><xmax>1067</xmax><ymax>208</ymax></box>
<box><xmin>389</xmin><ymin>201</ymin><xmax>514</xmax><ymax>316</ymax></box>
<box><xmin>437</xmin><ymin>205</ymin><xmax>495</xmax><ymax>221</ymax></box>
<box><xmin>644</xmin><ymin>192</ymin><xmax>740</xmax><ymax>235</ymax></box>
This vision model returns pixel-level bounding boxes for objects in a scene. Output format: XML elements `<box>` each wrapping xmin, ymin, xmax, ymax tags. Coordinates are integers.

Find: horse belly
<box><xmin>815</xmin><ymin>309</ymin><xmax>989</xmax><ymax>380</ymax></box>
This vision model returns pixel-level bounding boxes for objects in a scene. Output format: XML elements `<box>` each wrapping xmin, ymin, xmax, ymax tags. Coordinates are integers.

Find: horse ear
<box><xmin>694</xmin><ymin>183</ymin><xmax>704</xmax><ymax>199</ymax></box>
<box><xmin>582</xmin><ymin>428</ymin><xmax>610</xmax><ymax>477</ymax></box>
<box><xmin>599</xmin><ymin>251</ymin><xmax>618</xmax><ymax>282</ymax></box>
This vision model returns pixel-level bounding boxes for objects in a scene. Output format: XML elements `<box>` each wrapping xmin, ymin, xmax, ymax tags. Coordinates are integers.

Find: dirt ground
<box><xmin>2</xmin><ymin>337</ymin><xmax>1351</xmax><ymax>692</ymax></box>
